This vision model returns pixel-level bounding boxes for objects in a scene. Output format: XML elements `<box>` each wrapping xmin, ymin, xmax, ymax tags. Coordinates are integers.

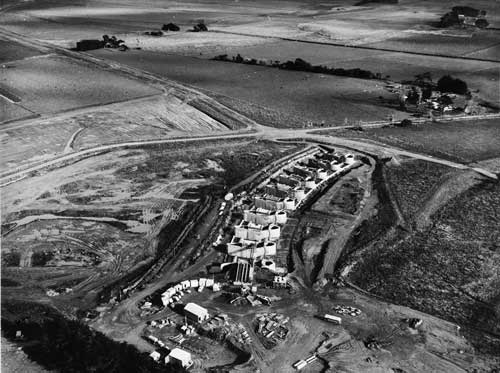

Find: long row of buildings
<box><xmin>226</xmin><ymin>147</ymin><xmax>358</xmax><ymax>268</ymax></box>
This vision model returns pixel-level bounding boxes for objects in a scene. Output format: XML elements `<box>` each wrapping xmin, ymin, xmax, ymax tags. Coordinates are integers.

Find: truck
<box><xmin>322</xmin><ymin>314</ymin><xmax>342</xmax><ymax>324</ymax></box>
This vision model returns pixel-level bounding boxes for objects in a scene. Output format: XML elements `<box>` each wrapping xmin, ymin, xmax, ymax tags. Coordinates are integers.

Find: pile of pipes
<box><xmin>333</xmin><ymin>305</ymin><xmax>362</xmax><ymax>317</ymax></box>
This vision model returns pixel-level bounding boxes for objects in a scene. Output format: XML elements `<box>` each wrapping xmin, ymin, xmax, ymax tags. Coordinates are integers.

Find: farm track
<box><xmin>210</xmin><ymin>30</ymin><xmax>500</xmax><ymax>63</ymax></box>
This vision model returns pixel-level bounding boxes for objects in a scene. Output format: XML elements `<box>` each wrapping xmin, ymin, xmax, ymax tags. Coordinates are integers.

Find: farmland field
<box><xmin>1</xmin><ymin>54</ymin><xmax>161</xmax><ymax>115</ymax></box>
<box><xmin>0</xmin><ymin>97</ymin><xmax>35</xmax><ymax>124</ymax></box>
<box><xmin>89</xmin><ymin>49</ymin><xmax>400</xmax><ymax>127</ymax></box>
<box><xmin>0</xmin><ymin>39</ymin><xmax>44</xmax><ymax>63</ymax></box>
<box><xmin>213</xmin><ymin>41</ymin><xmax>499</xmax><ymax>103</ymax></box>
<box><xmin>320</xmin><ymin>119</ymin><xmax>500</xmax><ymax>163</ymax></box>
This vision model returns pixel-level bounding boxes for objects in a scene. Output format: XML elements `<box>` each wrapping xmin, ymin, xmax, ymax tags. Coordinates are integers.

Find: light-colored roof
<box><xmin>150</xmin><ymin>351</ymin><xmax>161</xmax><ymax>359</ymax></box>
<box><xmin>168</xmin><ymin>348</ymin><xmax>191</xmax><ymax>361</ymax></box>
<box><xmin>184</xmin><ymin>302</ymin><xmax>208</xmax><ymax>317</ymax></box>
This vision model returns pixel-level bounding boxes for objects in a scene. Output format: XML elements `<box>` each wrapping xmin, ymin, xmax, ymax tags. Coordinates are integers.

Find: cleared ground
<box><xmin>1</xmin><ymin>139</ymin><xmax>304</xmax><ymax>312</ymax></box>
<box><xmin>1</xmin><ymin>337</ymin><xmax>51</xmax><ymax>373</ymax></box>
<box><xmin>1</xmin><ymin>94</ymin><xmax>233</xmax><ymax>172</ymax></box>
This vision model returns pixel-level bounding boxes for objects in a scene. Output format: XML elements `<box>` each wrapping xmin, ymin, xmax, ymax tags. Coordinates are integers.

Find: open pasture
<box><xmin>207</xmin><ymin>41</ymin><xmax>499</xmax><ymax>103</ymax></box>
<box><xmin>0</xmin><ymin>97</ymin><xmax>35</xmax><ymax>124</ymax></box>
<box><xmin>1</xmin><ymin>55</ymin><xmax>160</xmax><ymax>115</ymax></box>
<box><xmin>90</xmin><ymin>49</ymin><xmax>400</xmax><ymax>127</ymax></box>
<box><xmin>0</xmin><ymin>39</ymin><xmax>44</xmax><ymax>63</ymax></box>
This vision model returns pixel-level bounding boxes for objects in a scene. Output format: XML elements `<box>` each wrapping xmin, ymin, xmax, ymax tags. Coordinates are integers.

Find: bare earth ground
<box><xmin>1</xmin><ymin>337</ymin><xmax>51</xmax><ymax>373</ymax></box>
<box><xmin>1</xmin><ymin>94</ymin><xmax>231</xmax><ymax>171</ymax></box>
<box><xmin>1</xmin><ymin>140</ymin><xmax>303</xmax><ymax>313</ymax></box>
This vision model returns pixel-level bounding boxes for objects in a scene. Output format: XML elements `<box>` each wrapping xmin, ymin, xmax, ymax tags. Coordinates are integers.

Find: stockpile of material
<box><xmin>255</xmin><ymin>313</ymin><xmax>289</xmax><ymax>349</ymax></box>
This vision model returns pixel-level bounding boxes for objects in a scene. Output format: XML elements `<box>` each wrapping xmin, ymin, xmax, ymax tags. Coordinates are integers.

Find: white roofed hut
<box><xmin>184</xmin><ymin>302</ymin><xmax>209</xmax><ymax>323</ymax></box>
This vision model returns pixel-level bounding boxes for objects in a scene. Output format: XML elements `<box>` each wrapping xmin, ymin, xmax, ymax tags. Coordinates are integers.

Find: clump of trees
<box><xmin>2</xmin><ymin>301</ymin><xmax>177</xmax><ymax>373</ymax></box>
<box><xmin>439</xmin><ymin>6</ymin><xmax>488</xmax><ymax>28</ymax></box>
<box><xmin>162</xmin><ymin>23</ymin><xmax>180</xmax><ymax>31</ymax></box>
<box><xmin>191</xmin><ymin>21</ymin><xmax>208</xmax><ymax>32</ymax></box>
<box><xmin>437</xmin><ymin>75</ymin><xmax>468</xmax><ymax>95</ymax></box>
<box><xmin>212</xmin><ymin>54</ymin><xmax>382</xmax><ymax>80</ymax></box>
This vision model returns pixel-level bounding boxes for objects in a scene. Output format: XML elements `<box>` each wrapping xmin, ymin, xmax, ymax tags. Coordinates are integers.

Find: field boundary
<box><xmin>210</xmin><ymin>30</ymin><xmax>500</xmax><ymax>63</ymax></box>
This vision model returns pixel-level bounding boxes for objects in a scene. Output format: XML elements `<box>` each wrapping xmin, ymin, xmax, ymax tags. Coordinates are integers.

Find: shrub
<box><xmin>396</xmin><ymin>119</ymin><xmax>413</xmax><ymax>127</ymax></box>
<box><xmin>437</xmin><ymin>75</ymin><xmax>468</xmax><ymax>95</ymax></box>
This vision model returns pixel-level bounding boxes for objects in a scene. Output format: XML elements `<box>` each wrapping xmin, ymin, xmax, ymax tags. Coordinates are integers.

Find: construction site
<box><xmin>1</xmin><ymin>0</ymin><xmax>500</xmax><ymax>372</ymax></box>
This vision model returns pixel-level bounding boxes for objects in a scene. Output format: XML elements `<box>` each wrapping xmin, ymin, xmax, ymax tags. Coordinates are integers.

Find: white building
<box><xmin>165</xmin><ymin>348</ymin><xmax>193</xmax><ymax>369</ymax></box>
<box><xmin>149</xmin><ymin>350</ymin><xmax>161</xmax><ymax>362</ymax></box>
<box><xmin>184</xmin><ymin>302</ymin><xmax>209</xmax><ymax>323</ymax></box>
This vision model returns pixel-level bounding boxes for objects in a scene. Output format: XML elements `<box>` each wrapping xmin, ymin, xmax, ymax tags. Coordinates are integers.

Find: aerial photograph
<box><xmin>0</xmin><ymin>0</ymin><xmax>499</xmax><ymax>372</ymax></box>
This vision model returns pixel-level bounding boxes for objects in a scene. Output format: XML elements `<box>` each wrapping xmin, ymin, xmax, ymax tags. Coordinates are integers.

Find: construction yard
<box><xmin>1</xmin><ymin>139</ymin><xmax>305</xmax><ymax>314</ymax></box>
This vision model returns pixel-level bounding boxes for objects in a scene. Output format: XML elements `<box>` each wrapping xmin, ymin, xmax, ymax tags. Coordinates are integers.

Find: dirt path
<box><xmin>414</xmin><ymin>169</ymin><xmax>486</xmax><ymax>230</ymax></box>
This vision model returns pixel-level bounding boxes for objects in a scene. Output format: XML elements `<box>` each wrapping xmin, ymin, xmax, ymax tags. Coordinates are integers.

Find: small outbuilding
<box><xmin>165</xmin><ymin>348</ymin><xmax>193</xmax><ymax>369</ymax></box>
<box><xmin>149</xmin><ymin>350</ymin><xmax>161</xmax><ymax>362</ymax></box>
<box><xmin>184</xmin><ymin>302</ymin><xmax>209</xmax><ymax>323</ymax></box>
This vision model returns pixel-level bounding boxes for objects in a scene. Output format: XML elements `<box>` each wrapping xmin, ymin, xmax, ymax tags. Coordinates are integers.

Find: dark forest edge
<box><xmin>1</xmin><ymin>300</ymin><xmax>183</xmax><ymax>373</ymax></box>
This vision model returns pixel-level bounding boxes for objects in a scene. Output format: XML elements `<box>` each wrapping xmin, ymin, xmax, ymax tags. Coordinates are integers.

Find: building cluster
<box><xmin>225</xmin><ymin>148</ymin><xmax>357</xmax><ymax>282</ymax></box>
<box><xmin>161</xmin><ymin>278</ymin><xmax>221</xmax><ymax>307</ymax></box>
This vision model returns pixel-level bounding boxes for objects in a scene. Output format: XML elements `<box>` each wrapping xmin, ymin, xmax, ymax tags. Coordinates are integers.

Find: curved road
<box><xmin>1</xmin><ymin>122</ymin><xmax>498</xmax><ymax>187</ymax></box>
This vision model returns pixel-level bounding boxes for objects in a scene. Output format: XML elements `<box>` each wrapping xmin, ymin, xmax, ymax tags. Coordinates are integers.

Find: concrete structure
<box><xmin>165</xmin><ymin>348</ymin><xmax>193</xmax><ymax>369</ymax></box>
<box><xmin>294</xmin><ymin>187</ymin><xmax>306</xmax><ymax>201</ymax></box>
<box><xmin>228</xmin><ymin>238</ymin><xmax>276</xmax><ymax>259</ymax></box>
<box><xmin>273</xmin><ymin>276</ymin><xmax>287</xmax><ymax>288</ymax></box>
<box><xmin>254</xmin><ymin>195</ymin><xmax>284</xmax><ymax>211</ymax></box>
<box><xmin>184</xmin><ymin>302</ymin><xmax>209</xmax><ymax>323</ymax></box>
<box><xmin>234</xmin><ymin>260</ymin><xmax>254</xmax><ymax>283</ymax></box>
<box><xmin>149</xmin><ymin>350</ymin><xmax>161</xmax><ymax>362</ymax></box>
<box><xmin>283</xmin><ymin>197</ymin><xmax>295</xmax><ymax>210</ymax></box>
<box><xmin>244</xmin><ymin>208</ymin><xmax>287</xmax><ymax>225</ymax></box>
<box><xmin>317</xmin><ymin>168</ymin><xmax>328</xmax><ymax>180</ymax></box>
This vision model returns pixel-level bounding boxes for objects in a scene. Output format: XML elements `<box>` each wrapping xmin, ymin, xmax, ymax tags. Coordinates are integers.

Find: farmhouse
<box><xmin>165</xmin><ymin>348</ymin><xmax>193</xmax><ymax>369</ymax></box>
<box><xmin>184</xmin><ymin>302</ymin><xmax>209</xmax><ymax>323</ymax></box>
